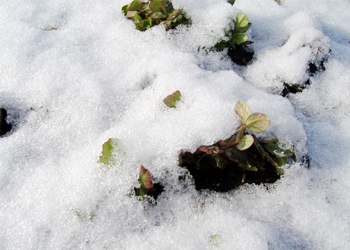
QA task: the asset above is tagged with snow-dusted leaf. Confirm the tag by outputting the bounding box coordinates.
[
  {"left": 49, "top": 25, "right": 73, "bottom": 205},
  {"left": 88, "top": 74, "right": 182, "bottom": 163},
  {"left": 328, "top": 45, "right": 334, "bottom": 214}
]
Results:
[{"left": 264, "top": 141, "right": 294, "bottom": 157}]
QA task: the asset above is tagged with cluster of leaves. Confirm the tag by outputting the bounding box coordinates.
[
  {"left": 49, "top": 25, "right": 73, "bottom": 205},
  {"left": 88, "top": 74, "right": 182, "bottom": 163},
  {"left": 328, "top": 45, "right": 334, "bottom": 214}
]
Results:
[
  {"left": 180, "top": 101, "right": 296, "bottom": 179},
  {"left": 214, "top": 13, "right": 253, "bottom": 51},
  {"left": 122, "top": 0, "right": 191, "bottom": 31}
]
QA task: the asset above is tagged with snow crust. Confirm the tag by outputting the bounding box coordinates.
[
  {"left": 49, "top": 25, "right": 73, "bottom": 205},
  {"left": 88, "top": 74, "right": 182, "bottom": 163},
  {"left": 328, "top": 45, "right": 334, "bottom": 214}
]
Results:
[{"left": 1, "top": 0, "right": 350, "bottom": 249}]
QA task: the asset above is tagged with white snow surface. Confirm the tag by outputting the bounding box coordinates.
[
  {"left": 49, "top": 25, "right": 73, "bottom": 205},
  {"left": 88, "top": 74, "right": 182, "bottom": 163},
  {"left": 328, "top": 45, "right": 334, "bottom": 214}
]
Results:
[{"left": 1, "top": 0, "right": 350, "bottom": 249}]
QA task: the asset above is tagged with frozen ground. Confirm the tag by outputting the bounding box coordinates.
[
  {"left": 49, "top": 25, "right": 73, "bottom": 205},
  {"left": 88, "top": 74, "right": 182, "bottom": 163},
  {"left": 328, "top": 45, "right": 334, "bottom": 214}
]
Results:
[{"left": 1, "top": 0, "right": 350, "bottom": 249}]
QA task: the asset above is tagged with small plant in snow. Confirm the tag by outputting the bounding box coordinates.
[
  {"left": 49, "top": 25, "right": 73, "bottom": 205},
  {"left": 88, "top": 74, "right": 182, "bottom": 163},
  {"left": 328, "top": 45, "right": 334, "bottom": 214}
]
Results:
[
  {"left": 180, "top": 100, "right": 296, "bottom": 187},
  {"left": 163, "top": 90, "right": 181, "bottom": 108},
  {"left": 135, "top": 165, "right": 155, "bottom": 196},
  {"left": 122, "top": 0, "right": 191, "bottom": 31},
  {"left": 214, "top": 13, "right": 253, "bottom": 51}
]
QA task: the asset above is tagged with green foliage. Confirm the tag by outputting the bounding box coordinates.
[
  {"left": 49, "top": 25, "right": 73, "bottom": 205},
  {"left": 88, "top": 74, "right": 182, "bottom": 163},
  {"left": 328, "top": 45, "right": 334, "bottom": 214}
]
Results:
[
  {"left": 180, "top": 101, "right": 296, "bottom": 178},
  {"left": 163, "top": 90, "right": 181, "bottom": 108},
  {"left": 213, "top": 13, "right": 253, "bottom": 51},
  {"left": 122, "top": 0, "right": 191, "bottom": 31},
  {"left": 99, "top": 139, "right": 114, "bottom": 165}
]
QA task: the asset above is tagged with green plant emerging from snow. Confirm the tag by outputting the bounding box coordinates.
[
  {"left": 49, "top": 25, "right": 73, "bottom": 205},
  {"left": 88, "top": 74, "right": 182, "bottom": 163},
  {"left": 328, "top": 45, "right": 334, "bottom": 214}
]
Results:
[
  {"left": 180, "top": 100, "right": 296, "bottom": 177},
  {"left": 122, "top": 0, "right": 191, "bottom": 31},
  {"left": 214, "top": 13, "right": 253, "bottom": 51}
]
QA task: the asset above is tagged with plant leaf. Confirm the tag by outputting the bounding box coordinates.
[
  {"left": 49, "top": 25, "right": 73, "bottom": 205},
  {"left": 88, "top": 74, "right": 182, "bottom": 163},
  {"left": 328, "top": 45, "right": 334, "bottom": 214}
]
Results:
[
  {"left": 213, "top": 155, "right": 226, "bottom": 169},
  {"left": 151, "top": 11, "right": 168, "bottom": 19},
  {"left": 236, "top": 134, "right": 254, "bottom": 151},
  {"left": 128, "top": 0, "right": 141, "bottom": 11},
  {"left": 235, "top": 13, "right": 249, "bottom": 28},
  {"left": 264, "top": 141, "right": 294, "bottom": 157},
  {"left": 246, "top": 113, "right": 270, "bottom": 132},
  {"left": 231, "top": 33, "right": 249, "bottom": 45},
  {"left": 276, "top": 168, "right": 284, "bottom": 175},
  {"left": 163, "top": 90, "right": 181, "bottom": 108},
  {"left": 235, "top": 100, "right": 251, "bottom": 124},
  {"left": 224, "top": 147, "right": 248, "bottom": 163},
  {"left": 139, "top": 165, "right": 154, "bottom": 190},
  {"left": 238, "top": 163, "right": 258, "bottom": 172},
  {"left": 99, "top": 139, "right": 114, "bottom": 165}
]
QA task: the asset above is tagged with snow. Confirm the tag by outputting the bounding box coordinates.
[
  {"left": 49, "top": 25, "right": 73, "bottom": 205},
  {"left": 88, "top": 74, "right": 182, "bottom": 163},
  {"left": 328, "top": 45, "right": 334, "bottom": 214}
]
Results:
[{"left": 1, "top": 0, "right": 350, "bottom": 249}]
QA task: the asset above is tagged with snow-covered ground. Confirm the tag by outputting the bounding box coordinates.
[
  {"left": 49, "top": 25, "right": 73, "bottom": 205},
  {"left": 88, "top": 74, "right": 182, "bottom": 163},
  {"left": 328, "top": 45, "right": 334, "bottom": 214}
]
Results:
[{"left": 1, "top": 0, "right": 350, "bottom": 249}]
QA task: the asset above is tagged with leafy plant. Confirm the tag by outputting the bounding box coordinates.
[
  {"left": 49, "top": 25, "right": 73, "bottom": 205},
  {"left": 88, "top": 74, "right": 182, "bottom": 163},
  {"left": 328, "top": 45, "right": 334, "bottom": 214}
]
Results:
[
  {"left": 122, "top": 0, "right": 191, "bottom": 31},
  {"left": 163, "top": 90, "right": 181, "bottom": 108},
  {"left": 180, "top": 100, "right": 296, "bottom": 186},
  {"left": 214, "top": 13, "right": 253, "bottom": 51}
]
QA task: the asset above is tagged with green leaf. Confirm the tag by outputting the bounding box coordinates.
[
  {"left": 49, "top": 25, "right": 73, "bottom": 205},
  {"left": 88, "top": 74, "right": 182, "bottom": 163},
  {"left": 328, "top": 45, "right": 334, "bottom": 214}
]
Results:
[
  {"left": 238, "top": 163, "right": 258, "bottom": 172},
  {"left": 224, "top": 147, "right": 248, "bottom": 163},
  {"left": 236, "top": 134, "right": 254, "bottom": 151},
  {"left": 273, "top": 156, "right": 288, "bottom": 166},
  {"left": 163, "top": 90, "right": 181, "bottom": 108},
  {"left": 246, "top": 113, "right": 270, "bottom": 132},
  {"left": 235, "top": 100, "right": 251, "bottom": 124},
  {"left": 99, "top": 139, "right": 114, "bottom": 165},
  {"left": 264, "top": 141, "right": 294, "bottom": 157},
  {"left": 122, "top": 5, "right": 128, "bottom": 15},
  {"left": 214, "top": 40, "right": 227, "bottom": 51},
  {"left": 276, "top": 168, "right": 284, "bottom": 175},
  {"left": 235, "top": 13, "right": 249, "bottom": 29},
  {"left": 231, "top": 33, "right": 249, "bottom": 45},
  {"left": 151, "top": 11, "right": 168, "bottom": 19},
  {"left": 143, "top": 17, "right": 153, "bottom": 29},
  {"left": 128, "top": 0, "right": 141, "bottom": 11},
  {"left": 139, "top": 165, "right": 154, "bottom": 190},
  {"left": 149, "top": 0, "right": 165, "bottom": 13},
  {"left": 167, "top": 9, "right": 182, "bottom": 20},
  {"left": 213, "top": 155, "right": 226, "bottom": 169},
  {"left": 133, "top": 12, "right": 143, "bottom": 23},
  {"left": 235, "top": 22, "right": 252, "bottom": 34}
]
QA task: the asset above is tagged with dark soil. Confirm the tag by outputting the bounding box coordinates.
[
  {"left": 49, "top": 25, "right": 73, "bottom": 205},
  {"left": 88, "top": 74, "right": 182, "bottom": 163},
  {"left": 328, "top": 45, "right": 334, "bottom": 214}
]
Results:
[
  {"left": 282, "top": 58, "right": 327, "bottom": 97},
  {"left": 0, "top": 108, "right": 12, "bottom": 136},
  {"left": 134, "top": 183, "right": 164, "bottom": 200},
  {"left": 181, "top": 153, "right": 280, "bottom": 192},
  {"left": 227, "top": 45, "right": 254, "bottom": 66}
]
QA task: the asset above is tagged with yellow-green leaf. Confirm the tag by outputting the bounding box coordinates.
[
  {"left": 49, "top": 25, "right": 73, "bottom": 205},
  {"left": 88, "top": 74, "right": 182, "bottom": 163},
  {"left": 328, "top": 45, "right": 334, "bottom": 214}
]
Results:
[
  {"left": 235, "top": 100, "right": 251, "bottom": 124},
  {"left": 246, "top": 113, "right": 270, "bottom": 132},
  {"left": 99, "top": 139, "right": 114, "bottom": 165},
  {"left": 236, "top": 134, "right": 254, "bottom": 151},
  {"left": 163, "top": 90, "right": 181, "bottom": 108}
]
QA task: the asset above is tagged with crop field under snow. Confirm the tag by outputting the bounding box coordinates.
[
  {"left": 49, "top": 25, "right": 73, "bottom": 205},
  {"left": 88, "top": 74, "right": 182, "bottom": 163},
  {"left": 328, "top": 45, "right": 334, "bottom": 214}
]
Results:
[{"left": 1, "top": 0, "right": 350, "bottom": 249}]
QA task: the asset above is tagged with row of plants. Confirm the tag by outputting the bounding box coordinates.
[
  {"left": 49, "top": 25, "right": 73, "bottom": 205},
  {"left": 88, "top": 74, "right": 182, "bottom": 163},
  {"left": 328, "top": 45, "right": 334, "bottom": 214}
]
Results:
[{"left": 122, "top": 0, "right": 255, "bottom": 65}]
